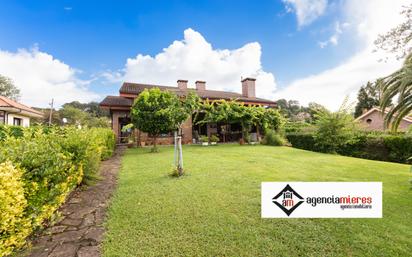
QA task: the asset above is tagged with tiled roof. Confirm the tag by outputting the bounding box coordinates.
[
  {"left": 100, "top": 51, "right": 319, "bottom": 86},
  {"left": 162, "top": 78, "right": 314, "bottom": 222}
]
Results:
[
  {"left": 355, "top": 107, "right": 412, "bottom": 123},
  {"left": 119, "top": 82, "right": 276, "bottom": 104},
  {"left": 0, "top": 96, "right": 43, "bottom": 117},
  {"left": 100, "top": 96, "right": 133, "bottom": 107}
]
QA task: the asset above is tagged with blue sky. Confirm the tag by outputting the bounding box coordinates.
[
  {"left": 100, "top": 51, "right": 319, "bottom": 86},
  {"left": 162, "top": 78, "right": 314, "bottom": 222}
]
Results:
[{"left": 0, "top": 0, "right": 408, "bottom": 108}]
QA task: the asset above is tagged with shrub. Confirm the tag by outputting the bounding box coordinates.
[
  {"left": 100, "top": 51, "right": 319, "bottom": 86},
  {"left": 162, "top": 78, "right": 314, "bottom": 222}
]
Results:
[
  {"left": 200, "top": 135, "right": 209, "bottom": 143},
  {"left": 286, "top": 133, "right": 316, "bottom": 151},
  {"left": 286, "top": 131, "right": 412, "bottom": 164},
  {"left": 0, "top": 125, "right": 115, "bottom": 256},
  {"left": 284, "top": 122, "right": 315, "bottom": 133},
  {"left": 210, "top": 134, "right": 219, "bottom": 143},
  {"left": 0, "top": 162, "right": 31, "bottom": 256},
  {"left": 382, "top": 135, "right": 412, "bottom": 163},
  {"left": 313, "top": 105, "right": 357, "bottom": 153},
  {"left": 0, "top": 131, "right": 82, "bottom": 229},
  {"left": 262, "top": 130, "right": 287, "bottom": 146}
]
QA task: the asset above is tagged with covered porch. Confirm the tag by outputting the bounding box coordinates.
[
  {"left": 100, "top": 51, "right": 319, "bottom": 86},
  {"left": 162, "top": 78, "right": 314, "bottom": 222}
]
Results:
[{"left": 191, "top": 113, "right": 260, "bottom": 143}]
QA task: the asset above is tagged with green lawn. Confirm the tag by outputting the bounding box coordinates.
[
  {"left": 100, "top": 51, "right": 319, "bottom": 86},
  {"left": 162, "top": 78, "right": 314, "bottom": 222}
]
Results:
[{"left": 103, "top": 145, "right": 411, "bottom": 257}]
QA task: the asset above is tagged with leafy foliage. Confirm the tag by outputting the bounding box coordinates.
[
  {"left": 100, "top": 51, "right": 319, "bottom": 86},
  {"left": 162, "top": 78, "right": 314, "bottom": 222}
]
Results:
[
  {"left": 375, "top": 3, "right": 412, "bottom": 59},
  {"left": 32, "top": 102, "right": 110, "bottom": 128},
  {"left": 313, "top": 99, "right": 358, "bottom": 153},
  {"left": 354, "top": 81, "right": 382, "bottom": 118},
  {"left": 275, "top": 99, "right": 325, "bottom": 123},
  {"left": 210, "top": 134, "right": 219, "bottom": 143},
  {"left": 131, "top": 88, "right": 199, "bottom": 151},
  {"left": 287, "top": 131, "right": 412, "bottom": 164},
  {"left": 62, "top": 101, "right": 110, "bottom": 118},
  {"left": 0, "top": 162, "right": 31, "bottom": 256},
  {"left": 0, "top": 74, "right": 20, "bottom": 101},
  {"left": 261, "top": 130, "right": 287, "bottom": 146},
  {"left": 380, "top": 53, "right": 412, "bottom": 131},
  {"left": 0, "top": 126, "right": 115, "bottom": 256},
  {"left": 284, "top": 122, "right": 315, "bottom": 133},
  {"left": 197, "top": 99, "right": 284, "bottom": 143}
]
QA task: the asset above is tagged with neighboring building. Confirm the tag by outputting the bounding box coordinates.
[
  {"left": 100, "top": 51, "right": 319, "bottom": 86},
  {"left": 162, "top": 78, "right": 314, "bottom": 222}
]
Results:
[
  {"left": 0, "top": 96, "right": 43, "bottom": 127},
  {"left": 355, "top": 107, "right": 412, "bottom": 131},
  {"left": 100, "top": 78, "right": 276, "bottom": 144}
]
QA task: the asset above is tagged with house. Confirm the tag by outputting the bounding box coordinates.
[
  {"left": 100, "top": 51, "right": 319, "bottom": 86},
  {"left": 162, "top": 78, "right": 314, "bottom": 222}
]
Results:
[
  {"left": 0, "top": 96, "right": 43, "bottom": 127},
  {"left": 100, "top": 78, "right": 276, "bottom": 144},
  {"left": 355, "top": 107, "right": 412, "bottom": 131}
]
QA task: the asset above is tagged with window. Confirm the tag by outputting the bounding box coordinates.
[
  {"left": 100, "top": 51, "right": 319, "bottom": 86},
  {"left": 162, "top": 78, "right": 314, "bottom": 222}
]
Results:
[
  {"left": 366, "top": 118, "right": 372, "bottom": 124},
  {"left": 0, "top": 111, "right": 4, "bottom": 124},
  {"left": 13, "top": 117, "right": 22, "bottom": 126}
]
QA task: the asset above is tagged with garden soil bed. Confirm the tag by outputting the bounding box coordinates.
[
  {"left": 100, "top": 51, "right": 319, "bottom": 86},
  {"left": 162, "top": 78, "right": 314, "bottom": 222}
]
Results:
[{"left": 23, "top": 146, "right": 125, "bottom": 257}]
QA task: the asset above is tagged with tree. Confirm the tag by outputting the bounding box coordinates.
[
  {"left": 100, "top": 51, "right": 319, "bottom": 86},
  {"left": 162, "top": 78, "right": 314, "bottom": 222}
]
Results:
[
  {"left": 375, "top": 3, "right": 412, "bottom": 60},
  {"left": 59, "top": 105, "right": 88, "bottom": 126},
  {"left": 62, "top": 101, "right": 109, "bottom": 117},
  {"left": 275, "top": 99, "right": 301, "bottom": 118},
  {"left": 354, "top": 81, "right": 382, "bottom": 118},
  {"left": 0, "top": 75, "right": 20, "bottom": 101},
  {"left": 380, "top": 53, "right": 412, "bottom": 131},
  {"left": 131, "top": 88, "right": 198, "bottom": 156},
  {"left": 261, "top": 108, "right": 284, "bottom": 132},
  {"left": 314, "top": 98, "right": 358, "bottom": 153},
  {"left": 57, "top": 105, "right": 110, "bottom": 128},
  {"left": 306, "top": 102, "right": 327, "bottom": 123}
]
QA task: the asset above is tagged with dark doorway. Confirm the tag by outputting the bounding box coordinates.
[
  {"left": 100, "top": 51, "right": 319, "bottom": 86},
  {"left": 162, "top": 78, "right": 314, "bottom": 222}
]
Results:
[{"left": 119, "top": 117, "right": 131, "bottom": 144}]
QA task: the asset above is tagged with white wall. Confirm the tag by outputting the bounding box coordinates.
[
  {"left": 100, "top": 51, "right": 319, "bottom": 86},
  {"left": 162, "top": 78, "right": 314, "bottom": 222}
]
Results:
[{"left": 6, "top": 113, "right": 30, "bottom": 127}]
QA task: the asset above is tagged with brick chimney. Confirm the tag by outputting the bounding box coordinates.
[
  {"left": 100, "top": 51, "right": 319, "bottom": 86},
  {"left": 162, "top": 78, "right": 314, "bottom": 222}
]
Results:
[
  {"left": 177, "top": 79, "right": 188, "bottom": 90},
  {"left": 195, "top": 81, "right": 206, "bottom": 91},
  {"left": 241, "top": 77, "right": 256, "bottom": 98}
]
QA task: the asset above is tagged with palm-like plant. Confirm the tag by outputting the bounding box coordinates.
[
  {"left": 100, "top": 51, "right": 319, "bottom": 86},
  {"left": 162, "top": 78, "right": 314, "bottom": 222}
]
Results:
[{"left": 380, "top": 53, "right": 412, "bottom": 131}]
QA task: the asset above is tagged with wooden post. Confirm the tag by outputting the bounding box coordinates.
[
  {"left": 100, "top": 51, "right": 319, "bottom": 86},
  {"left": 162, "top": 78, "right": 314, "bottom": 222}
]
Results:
[{"left": 48, "top": 98, "right": 54, "bottom": 126}]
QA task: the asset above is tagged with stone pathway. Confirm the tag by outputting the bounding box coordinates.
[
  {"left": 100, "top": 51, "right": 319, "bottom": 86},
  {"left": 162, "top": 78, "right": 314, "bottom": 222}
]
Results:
[{"left": 24, "top": 147, "right": 125, "bottom": 257}]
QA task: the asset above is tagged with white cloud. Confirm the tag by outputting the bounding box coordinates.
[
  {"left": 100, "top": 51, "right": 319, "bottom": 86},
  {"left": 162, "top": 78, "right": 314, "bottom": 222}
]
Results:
[
  {"left": 283, "top": 0, "right": 328, "bottom": 27},
  {"left": 318, "top": 21, "right": 349, "bottom": 48},
  {"left": 109, "top": 28, "right": 277, "bottom": 98},
  {"left": 0, "top": 47, "right": 99, "bottom": 107},
  {"left": 275, "top": 0, "right": 409, "bottom": 110}
]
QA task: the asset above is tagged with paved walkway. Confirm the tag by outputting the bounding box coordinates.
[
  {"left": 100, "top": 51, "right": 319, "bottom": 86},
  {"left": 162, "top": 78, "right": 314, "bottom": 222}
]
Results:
[{"left": 25, "top": 147, "right": 125, "bottom": 257}]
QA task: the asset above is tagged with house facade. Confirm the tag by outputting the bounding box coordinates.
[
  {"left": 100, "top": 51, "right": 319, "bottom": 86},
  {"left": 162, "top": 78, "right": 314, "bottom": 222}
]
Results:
[
  {"left": 100, "top": 78, "right": 276, "bottom": 145},
  {"left": 355, "top": 107, "right": 412, "bottom": 131},
  {"left": 0, "top": 96, "right": 43, "bottom": 127}
]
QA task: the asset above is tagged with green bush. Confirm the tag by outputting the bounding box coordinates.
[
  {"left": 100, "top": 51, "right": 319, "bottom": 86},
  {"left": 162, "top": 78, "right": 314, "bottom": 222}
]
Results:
[
  {"left": 262, "top": 130, "right": 287, "bottom": 146},
  {"left": 0, "top": 162, "right": 31, "bottom": 256},
  {"left": 200, "top": 135, "right": 209, "bottom": 143},
  {"left": 284, "top": 122, "right": 315, "bottom": 133},
  {"left": 313, "top": 106, "right": 357, "bottom": 153},
  {"left": 286, "top": 132, "right": 412, "bottom": 164},
  {"left": 286, "top": 133, "right": 316, "bottom": 151},
  {"left": 210, "top": 134, "right": 219, "bottom": 143},
  {"left": 0, "top": 125, "right": 115, "bottom": 256}
]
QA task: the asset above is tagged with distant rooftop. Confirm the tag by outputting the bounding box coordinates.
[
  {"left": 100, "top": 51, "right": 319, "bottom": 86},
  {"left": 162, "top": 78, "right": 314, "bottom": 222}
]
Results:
[
  {"left": 101, "top": 81, "right": 276, "bottom": 109},
  {"left": 0, "top": 96, "right": 43, "bottom": 117}
]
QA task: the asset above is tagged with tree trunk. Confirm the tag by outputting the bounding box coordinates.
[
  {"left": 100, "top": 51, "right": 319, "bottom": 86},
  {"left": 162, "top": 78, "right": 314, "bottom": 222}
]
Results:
[
  {"left": 177, "top": 133, "right": 183, "bottom": 176},
  {"left": 152, "top": 134, "right": 158, "bottom": 152},
  {"left": 174, "top": 131, "right": 178, "bottom": 166},
  {"left": 256, "top": 125, "right": 260, "bottom": 142}
]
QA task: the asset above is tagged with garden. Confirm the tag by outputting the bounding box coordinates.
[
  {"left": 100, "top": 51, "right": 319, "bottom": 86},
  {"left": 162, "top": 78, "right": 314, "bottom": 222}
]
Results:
[
  {"left": 103, "top": 145, "right": 411, "bottom": 257},
  {"left": 101, "top": 85, "right": 412, "bottom": 256}
]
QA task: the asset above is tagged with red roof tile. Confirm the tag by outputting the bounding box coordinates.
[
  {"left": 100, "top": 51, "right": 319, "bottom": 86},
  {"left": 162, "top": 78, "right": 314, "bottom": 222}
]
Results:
[
  {"left": 0, "top": 96, "right": 43, "bottom": 117},
  {"left": 119, "top": 82, "right": 276, "bottom": 105}
]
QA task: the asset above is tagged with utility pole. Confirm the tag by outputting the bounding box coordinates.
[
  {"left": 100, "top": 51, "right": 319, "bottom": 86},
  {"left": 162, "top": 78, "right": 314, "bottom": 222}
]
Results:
[{"left": 48, "top": 98, "right": 54, "bottom": 126}]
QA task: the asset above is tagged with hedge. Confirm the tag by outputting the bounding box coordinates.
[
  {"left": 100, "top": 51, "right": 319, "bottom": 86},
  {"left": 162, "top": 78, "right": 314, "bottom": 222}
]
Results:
[
  {"left": 286, "top": 132, "right": 412, "bottom": 164},
  {"left": 0, "top": 126, "right": 115, "bottom": 256}
]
